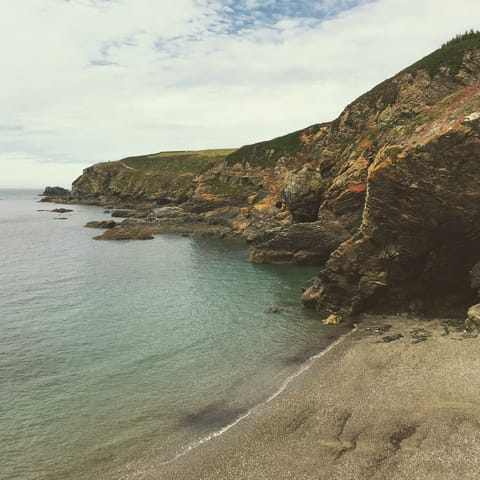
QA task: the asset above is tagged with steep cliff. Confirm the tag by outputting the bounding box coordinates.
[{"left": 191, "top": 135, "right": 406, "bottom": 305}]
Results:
[
  {"left": 72, "top": 149, "right": 236, "bottom": 205},
  {"left": 301, "top": 32, "right": 480, "bottom": 316},
  {"left": 72, "top": 31, "right": 480, "bottom": 316}
]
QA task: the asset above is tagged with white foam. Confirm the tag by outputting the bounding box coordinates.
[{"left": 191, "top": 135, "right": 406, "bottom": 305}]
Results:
[{"left": 159, "top": 323, "right": 358, "bottom": 466}]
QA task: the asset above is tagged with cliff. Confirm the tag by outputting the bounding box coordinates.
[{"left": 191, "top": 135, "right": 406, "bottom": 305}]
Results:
[{"left": 72, "top": 31, "right": 480, "bottom": 317}]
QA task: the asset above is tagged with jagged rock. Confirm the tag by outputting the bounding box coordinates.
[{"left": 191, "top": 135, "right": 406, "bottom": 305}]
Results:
[
  {"left": 301, "top": 277, "right": 324, "bottom": 308},
  {"left": 248, "top": 212, "right": 349, "bottom": 264},
  {"left": 306, "top": 114, "right": 480, "bottom": 316},
  {"left": 84, "top": 220, "right": 117, "bottom": 229},
  {"left": 283, "top": 164, "right": 323, "bottom": 222}
]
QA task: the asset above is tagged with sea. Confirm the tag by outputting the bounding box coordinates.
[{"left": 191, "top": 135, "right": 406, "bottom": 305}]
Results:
[{"left": 0, "top": 189, "right": 350, "bottom": 480}]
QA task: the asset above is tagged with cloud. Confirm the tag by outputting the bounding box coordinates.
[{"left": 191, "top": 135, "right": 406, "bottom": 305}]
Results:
[{"left": 0, "top": 0, "right": 479, "bottom": 187}]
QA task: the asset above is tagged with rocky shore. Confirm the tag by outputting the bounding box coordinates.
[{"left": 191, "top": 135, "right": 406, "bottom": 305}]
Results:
[
  {"left": 44, "top": 34, "right": 480, "bottom": 322},
  {"left": 143, "top": 315, "right": 480, "bottom": 480}
]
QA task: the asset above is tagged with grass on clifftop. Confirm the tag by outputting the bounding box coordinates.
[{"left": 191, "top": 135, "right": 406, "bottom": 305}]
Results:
[
  {"left": 121, "top": 149, "right": 236, "bottom": 175},
  {"left": 407, "top": 30, "right": 480, "bottom": 77},
  {"left": 225, "top": 125, "right": 322, "bottom": 168}
]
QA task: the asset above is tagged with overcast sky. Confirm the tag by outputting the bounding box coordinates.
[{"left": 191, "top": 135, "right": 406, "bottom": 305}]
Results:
[{"left": 1, "top": 0, "right": 479, "bottom": 188}]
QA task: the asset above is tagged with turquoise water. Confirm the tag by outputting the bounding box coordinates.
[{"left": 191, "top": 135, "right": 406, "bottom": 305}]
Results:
[{"left": 0, "top": 189, "right": 349, "bottom": 480}]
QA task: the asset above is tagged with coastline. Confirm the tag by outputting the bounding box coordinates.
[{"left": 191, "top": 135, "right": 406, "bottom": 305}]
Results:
[{"left": 127, "top": 315, "right": 480, "bottom": 480}]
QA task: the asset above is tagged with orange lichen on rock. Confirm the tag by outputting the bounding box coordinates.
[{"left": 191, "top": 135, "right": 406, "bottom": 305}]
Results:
[
  {"left": 369, "top": 157, "right": 394, "bottom": 181},
  {"left": 347, "top": 183, "right": 367, "bottom": 193}
]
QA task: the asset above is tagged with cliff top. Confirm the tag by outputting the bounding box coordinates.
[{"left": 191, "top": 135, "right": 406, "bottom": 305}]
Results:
[
  {"left": 406, "top": 30, "right": 480, "bottom": 77},
  {"left": 100, "top": 148, "right": 236, "bottom": 174}
]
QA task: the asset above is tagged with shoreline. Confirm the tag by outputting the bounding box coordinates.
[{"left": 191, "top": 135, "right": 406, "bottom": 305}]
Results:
[
  {"left": 128, "top": 314, "right": 480, "bottom": 480},
  {"left": 156, "top": 323, "right": 359, "bottom": 468}
]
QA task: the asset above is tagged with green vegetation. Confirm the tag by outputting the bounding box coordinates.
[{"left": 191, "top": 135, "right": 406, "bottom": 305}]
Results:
[
  {"left": 208, "top": 179, "right": 252, "bottom": 198},
  {"left": 225, "top": 125, "right": 322, "bottom": 168},
  {"left": 122, "top": 149, "right": 235, "bottom": 175},
  {"left": 77, "top": 149, "right": 237, "bottom": 200},
  {"left": 406, "top": 30, "right": 480, "bottom": 77}
]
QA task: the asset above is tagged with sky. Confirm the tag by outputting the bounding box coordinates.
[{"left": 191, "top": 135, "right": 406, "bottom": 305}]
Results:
[{"left": 1, "top": 0, "right": 479, "bottom": 188}]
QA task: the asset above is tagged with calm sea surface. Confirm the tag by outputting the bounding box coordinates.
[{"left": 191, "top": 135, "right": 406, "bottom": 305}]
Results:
[{"left": 0, "top": 189, "right": 349, "bottom": 479}]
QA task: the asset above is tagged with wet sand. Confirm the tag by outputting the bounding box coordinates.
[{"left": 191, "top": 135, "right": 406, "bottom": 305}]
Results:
[{"left": 137, "top": 315, "right": 480, "bottom": 480}]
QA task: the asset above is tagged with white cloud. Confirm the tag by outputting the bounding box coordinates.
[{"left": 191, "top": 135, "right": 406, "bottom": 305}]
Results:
[{"left": 0, "top": 0, "right": 479, "bottom": 188}]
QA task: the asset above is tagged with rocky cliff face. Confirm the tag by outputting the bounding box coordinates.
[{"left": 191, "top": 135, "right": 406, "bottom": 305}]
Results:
[
  {"left": 72, "top": 33, "right": 480, "bottom": 317},
  {"left": 301, "top": 42, "right": 480, "bottom": 317}
]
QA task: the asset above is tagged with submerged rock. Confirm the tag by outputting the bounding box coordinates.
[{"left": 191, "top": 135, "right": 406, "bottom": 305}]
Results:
[
  {"left": 265, "top": 307, "right": 283, "bottom": 314},
  {"left": 52, "top": 208, "right": 73, "bottom": 213},
  {"left": 94, "top": 226, "right": 154, "bottom": 240},
  {"left": 382, "top": 333, "right": 404, "bottom": 343}
]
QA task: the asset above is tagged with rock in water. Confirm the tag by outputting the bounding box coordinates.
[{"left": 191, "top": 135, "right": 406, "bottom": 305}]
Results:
[
  {"left": 41, "top": 186, "right": 70, "bottom": 197},
  {"left": 84, "top": 221, "right": 117, "bottom": 229},
  {"left": 51, "top": 208, "right": 73, "bottom": 213},
  {"left": 94, "top": 226, "right": 154, "bottom": 240},
  {"left": 323, "top": 314, "right": 343, "bottom": 325},
  {"left": 265, "top": 307, "right": 283, "bottom": 314}
]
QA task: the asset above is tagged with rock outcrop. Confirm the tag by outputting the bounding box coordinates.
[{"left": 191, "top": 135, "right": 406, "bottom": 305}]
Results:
[
  {"left": 85, "top": 220, "right": 118, "bottom": 229},
  {"left": 40, "top": 186, "right": 72, "bottom": 202},
  {"left": 41, "top": 186, "right": 71, "bottom": 197},
  {"left": 301, "top": 39, "right": 480, "bottom": 316},
  {"left": 71, "top": 32, "right": 480, "bottom": 317}
]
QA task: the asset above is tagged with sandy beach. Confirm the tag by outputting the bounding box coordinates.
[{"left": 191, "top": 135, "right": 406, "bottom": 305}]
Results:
[{"left": 142, "top": 315, "right": 480, "bottom": 480}]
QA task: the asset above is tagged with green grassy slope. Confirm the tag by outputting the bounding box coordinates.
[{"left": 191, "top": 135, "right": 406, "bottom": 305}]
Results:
[{"left": 406, "top": 30, "right": 480, "bottom": 77}]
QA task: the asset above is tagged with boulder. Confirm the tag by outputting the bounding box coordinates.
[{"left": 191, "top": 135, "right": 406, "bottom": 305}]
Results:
[
  {"left": 84, "top": 220, "right": 117, "bottom": 229},
  {"left": 466, "top": 304, "right": 480, "bottom": 332},
  {"left": 323, "top": 314, "right": 343, "bottom": 325}
]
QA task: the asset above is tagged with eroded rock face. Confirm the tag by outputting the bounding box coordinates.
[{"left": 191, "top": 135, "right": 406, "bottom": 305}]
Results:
[
  {"left": 304, "top": 113, "right": 480, "bottom": 316},
  {"left": 283, "top": 164, "right": 323, "bottom": 222},
  {"left": 248, "top": 212, "right": 349, "bottom": 265}
]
